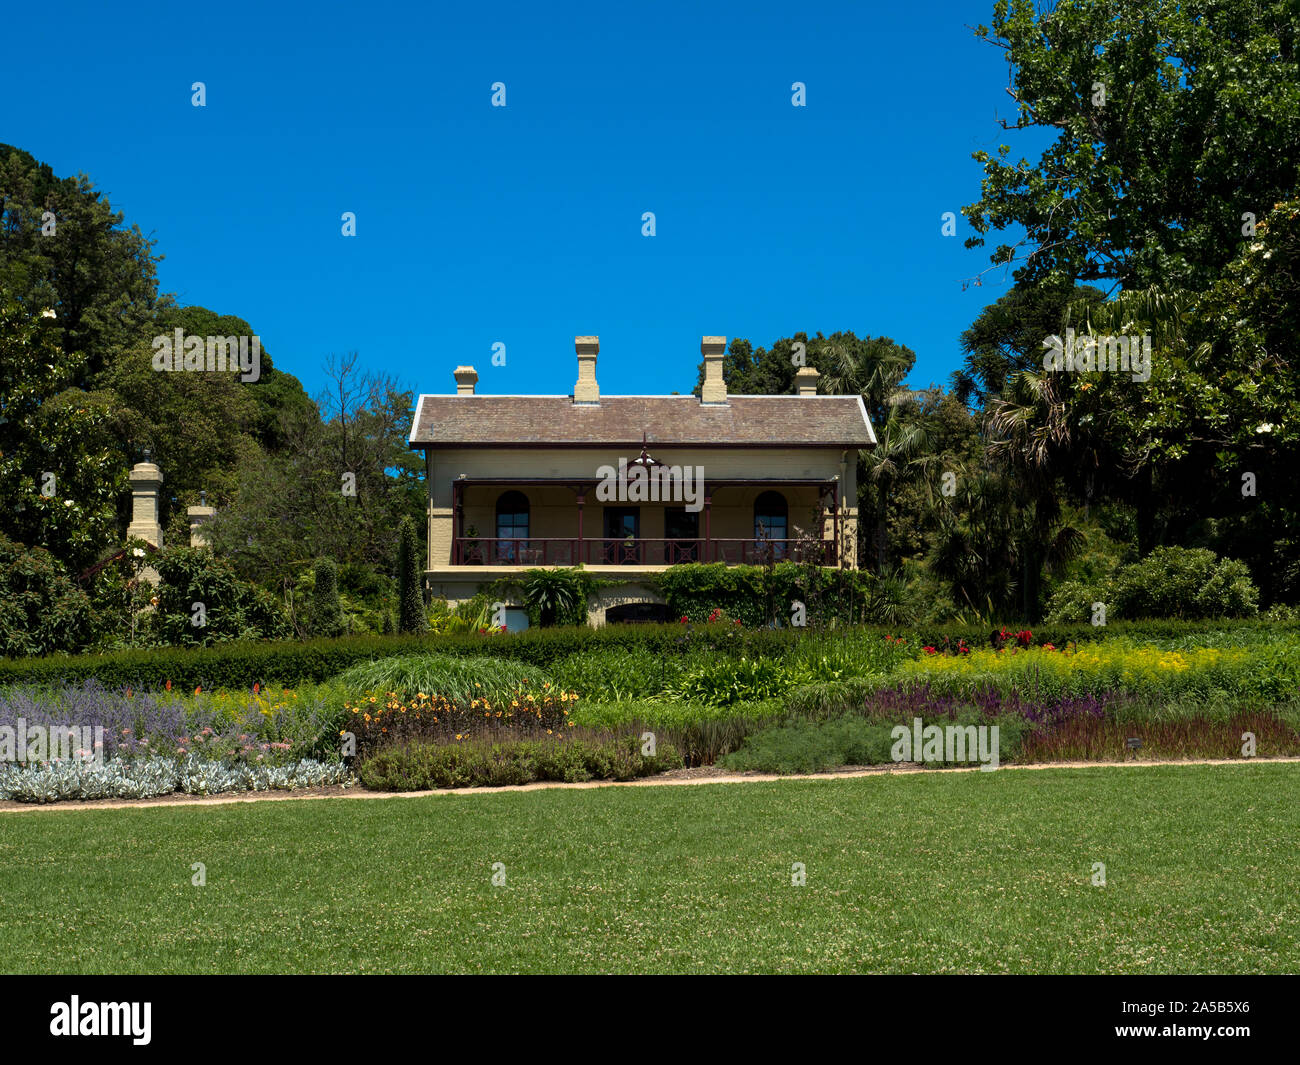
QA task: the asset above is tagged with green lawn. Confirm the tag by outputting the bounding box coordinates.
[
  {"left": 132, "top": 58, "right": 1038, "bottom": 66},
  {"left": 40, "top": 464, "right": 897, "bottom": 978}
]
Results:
[{"left": 1, "top": 763, "right": 1296, "bottom": 973}]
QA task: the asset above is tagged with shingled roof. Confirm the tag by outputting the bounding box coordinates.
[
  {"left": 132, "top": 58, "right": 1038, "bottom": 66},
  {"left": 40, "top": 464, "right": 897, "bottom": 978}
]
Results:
[{"left": 409, "top": 394, "right": 877, "bottom": 449}]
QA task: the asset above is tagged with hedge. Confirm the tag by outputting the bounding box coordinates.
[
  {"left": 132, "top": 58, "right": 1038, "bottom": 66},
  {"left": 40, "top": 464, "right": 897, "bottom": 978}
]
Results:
[{"left": 1, "top": 618, "right": 1294, "bottom": 690}]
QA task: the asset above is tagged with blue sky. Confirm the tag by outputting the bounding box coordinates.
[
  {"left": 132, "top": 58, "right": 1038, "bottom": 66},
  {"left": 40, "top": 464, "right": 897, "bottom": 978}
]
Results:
[{"left": 4, "top": 0, "right": 1047, "bottom": 401}]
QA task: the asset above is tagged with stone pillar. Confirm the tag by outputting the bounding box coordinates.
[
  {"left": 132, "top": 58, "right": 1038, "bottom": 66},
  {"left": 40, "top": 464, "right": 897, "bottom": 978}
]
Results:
[
  {"left": 188, "top": 504, "right": 216, "bottom": 548},
  {"left": 126, "top": 461, "right": 164, "bottom": 548},
  {"left": 126, "top": 459, "right": 164, "bottom": 587}
]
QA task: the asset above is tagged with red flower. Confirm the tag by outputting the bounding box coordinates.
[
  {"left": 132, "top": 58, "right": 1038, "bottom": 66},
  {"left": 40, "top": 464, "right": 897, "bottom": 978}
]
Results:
[{"left": 923, "top": 646, "right": 937, "bottom": 655}]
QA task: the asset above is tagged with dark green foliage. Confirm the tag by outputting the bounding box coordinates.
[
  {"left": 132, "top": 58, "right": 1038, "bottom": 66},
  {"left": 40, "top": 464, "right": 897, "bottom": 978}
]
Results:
[
  {"left": 1047, "top": 547, "right": 1261, "bottom": 622},
  {"left": 0, "top": 143, "right": 165, "bottom": 376},
  {"left": 953, "top": 282, "right": 1107, "bottom": 407},
  {"left": 655, "top": 562, "right": 881, "bottom": 627},
  {"left": 962, "top": 1, "right": 1300, "bottom": 292},
  {"left": 521, "top": 567, "right": 591, "bottom": 627},
  {"left": 0, "top": 533, "right": 92, "bottom": 656},
  {"left": 310, "top": 558, "right": 344, "bottom": 637},
  {"left": 396, "top": 517, "right": 425, "bottom": 634},
  {"left": 152, "top": 547, "right": 289, "bottom": 647}
]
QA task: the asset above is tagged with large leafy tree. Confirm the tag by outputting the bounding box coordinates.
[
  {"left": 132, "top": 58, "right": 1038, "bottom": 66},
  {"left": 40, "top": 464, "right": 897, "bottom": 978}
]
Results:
[
  {"left": 0, "top": 143, "right": 166, "bottom": 377},
  {"left": 953, "top": 281, "right": 1106, "bottom": 406},
  {"left": 0, "top": 300, "right": 129, "bottom": 569},
  {"left": 102, "top": 305, "right": 315, "bottom": 529},
  {"left": 963, "top": 0, "right": 1300, "bottom": 291},
  {"left": 208, "top": 353, "right": 424, "bottom": 585}
]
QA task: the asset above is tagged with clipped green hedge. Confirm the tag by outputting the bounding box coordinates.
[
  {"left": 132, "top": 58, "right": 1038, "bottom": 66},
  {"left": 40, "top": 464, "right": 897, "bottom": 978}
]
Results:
[{"left": 0, "top": 626, "right": 791, "bottom": 689}]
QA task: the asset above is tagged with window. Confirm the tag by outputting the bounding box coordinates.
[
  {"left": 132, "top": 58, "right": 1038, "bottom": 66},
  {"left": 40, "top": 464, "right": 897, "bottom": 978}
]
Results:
[
  {"left": 754, "top": 491, "right": 788, "bottom": 560},
  {"left": 495, "top": 490, "right": 530, "bottom": 562}
]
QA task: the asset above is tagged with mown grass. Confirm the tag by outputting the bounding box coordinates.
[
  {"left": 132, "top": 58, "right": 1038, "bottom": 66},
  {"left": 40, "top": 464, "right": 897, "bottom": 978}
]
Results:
[{"left": 0, "top": 762, "right": 1296, "bottom": 973}]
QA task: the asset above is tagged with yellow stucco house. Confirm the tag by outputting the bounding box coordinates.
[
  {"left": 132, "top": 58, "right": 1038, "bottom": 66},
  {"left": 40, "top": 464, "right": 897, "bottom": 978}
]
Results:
[{"left": 408, "top": 336, "right": 876, "bottom": 625}]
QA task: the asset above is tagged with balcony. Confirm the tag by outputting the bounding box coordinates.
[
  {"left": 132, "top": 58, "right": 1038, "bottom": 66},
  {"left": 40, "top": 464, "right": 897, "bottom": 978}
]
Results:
[{"left": 452, "top": 537, "right": 837, "bottom": 567}]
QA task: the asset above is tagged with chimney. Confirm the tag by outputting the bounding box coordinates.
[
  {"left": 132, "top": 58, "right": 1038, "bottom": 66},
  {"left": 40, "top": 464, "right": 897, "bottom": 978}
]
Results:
[
  {"left": 795, "top": 366, "right": 820, "bottom": 396},
  {"left": 574, "top": 336, "right": 599, "bottom": 404},
  {"left": 700, "top": 337, "right": 728, "bottom": 404},
  {"left": 453, "top": 366, "right": 478, "bottom": 395}
]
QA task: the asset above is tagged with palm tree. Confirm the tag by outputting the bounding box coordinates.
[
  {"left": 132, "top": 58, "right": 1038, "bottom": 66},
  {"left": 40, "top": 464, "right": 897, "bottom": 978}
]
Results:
[{"left": 521, "top": 568, "right": 583, "bottom": 627}]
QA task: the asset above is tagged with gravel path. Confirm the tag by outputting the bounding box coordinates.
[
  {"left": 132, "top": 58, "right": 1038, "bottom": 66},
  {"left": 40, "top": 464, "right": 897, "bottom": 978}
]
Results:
[{"left": 2, "top": 755, "right": 1297, "bottom": 814}]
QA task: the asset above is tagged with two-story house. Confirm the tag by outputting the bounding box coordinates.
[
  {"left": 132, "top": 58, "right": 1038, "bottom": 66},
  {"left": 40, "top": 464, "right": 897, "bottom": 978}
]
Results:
[{"left": 408, "top": 336, "right": 876, "bottom": 625}]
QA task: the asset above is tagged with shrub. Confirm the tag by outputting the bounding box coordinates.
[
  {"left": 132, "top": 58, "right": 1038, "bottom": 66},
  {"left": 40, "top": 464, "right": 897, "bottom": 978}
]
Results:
[
  {"left": 720, "top": 717, "right": 900, "bottom": 774},
  {"left": 152, "top": 547, "right": 289, "bottom": 646},
  {"left": 570, "top": 697, "right": 786, "bottom": 765},
  {"left": 1047, "top": 547, "right": 1260, "bottom": 622},
  {"left": 311, "top": 558, "right": 345, "bottom": 637},
  {"left": 721, "top": 711, "right": 1026, "bottom": 774},
  {"left": 396, "top": 517, "right": 425, "bottom": 634},
  {"left": 356, "top": 733, "right": 683, "bottom": 790},
  {"left": 0, "top": 533, "right": 93, "bottom": 657},
  {"left": 0, "top": 754, "right": 352, "bottom": 803},
  {"left": 1042, "top": 579, "right": 1104, "bottom": 624},
  {"left": 1112, "top": 547, "right": 1258, "bottom": 620}
]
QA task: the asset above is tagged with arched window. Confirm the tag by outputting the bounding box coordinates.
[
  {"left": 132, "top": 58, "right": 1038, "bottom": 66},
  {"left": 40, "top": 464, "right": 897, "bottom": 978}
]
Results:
[
  {"left": 754, "top": 491, "right": 788, "bottom": 558},
  {"left": 496, "top": 491, "right": 530, "bottom": 562}
]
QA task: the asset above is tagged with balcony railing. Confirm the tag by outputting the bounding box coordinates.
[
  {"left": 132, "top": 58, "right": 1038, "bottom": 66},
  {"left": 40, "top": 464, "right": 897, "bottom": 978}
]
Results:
[{"left": 452, "top": 537, "right": 837, "bottom": 566}]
